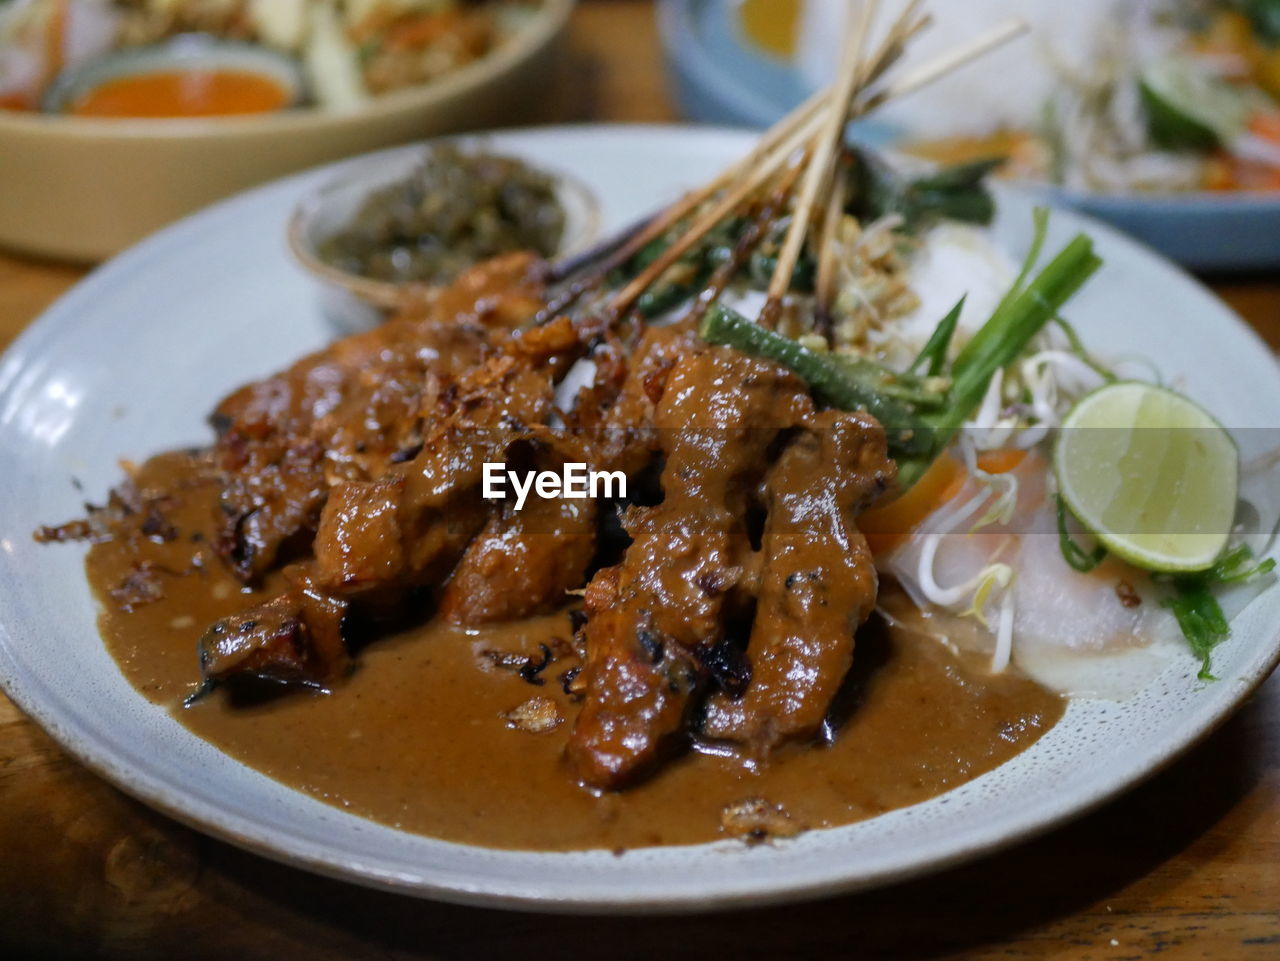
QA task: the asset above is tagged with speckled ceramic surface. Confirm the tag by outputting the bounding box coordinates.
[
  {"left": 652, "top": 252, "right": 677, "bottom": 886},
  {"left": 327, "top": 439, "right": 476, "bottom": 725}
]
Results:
[{"left": 1, "top": 127, "right": 1278, "bottom": 913}]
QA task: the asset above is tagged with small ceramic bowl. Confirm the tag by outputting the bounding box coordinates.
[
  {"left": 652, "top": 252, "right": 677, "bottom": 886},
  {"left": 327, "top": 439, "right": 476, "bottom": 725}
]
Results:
[
  {"left": 288, "top": 144, "right": 601, "bottom": 333},
  {"left": 40, "top": 34, "right": 307, "bottom": 115}
]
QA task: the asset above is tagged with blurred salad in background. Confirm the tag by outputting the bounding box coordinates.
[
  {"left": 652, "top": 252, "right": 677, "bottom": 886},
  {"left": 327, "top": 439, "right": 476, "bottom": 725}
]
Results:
[{"left": 909, "top": 0, "right": 1280, "bottom": 193}]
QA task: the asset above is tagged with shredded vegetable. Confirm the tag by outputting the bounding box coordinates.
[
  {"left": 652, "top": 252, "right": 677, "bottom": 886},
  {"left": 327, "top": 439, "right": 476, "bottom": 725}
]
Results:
[
  {"left": 1055, "top": 493, "right": 1108, "bottom": 573},
  {"left": 1163, "top": 545, "right": 1277, "bottom": 680},
  {"left": 700, "top": 219, "right": 1103, "bottom": 490}
]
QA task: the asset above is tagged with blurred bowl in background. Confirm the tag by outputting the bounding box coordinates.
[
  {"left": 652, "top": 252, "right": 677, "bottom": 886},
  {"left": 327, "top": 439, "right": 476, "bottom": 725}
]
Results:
[
  {"left": 0, "top": 0, "right": 573, "bottom": 263},
  {"left": 658, "top": 0, "right": 1280, "bottom": 272},
  {"left": 656, "top": 0, "right": 894, "bottom": 136},
  {"left": 1029, "top": 186, "right": 1280, "bottom": 273},
  {"left": 288, "top": 140, "right": 600, "bottom": 334},
  {"left": 658, "top": 0, "right": 805, "bottom": 128}
]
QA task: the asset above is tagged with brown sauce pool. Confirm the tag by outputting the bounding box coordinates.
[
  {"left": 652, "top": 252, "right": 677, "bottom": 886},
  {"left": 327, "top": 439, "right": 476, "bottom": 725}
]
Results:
[{"left": 87, "top": 452, "right": 1063, "bottom": 851}]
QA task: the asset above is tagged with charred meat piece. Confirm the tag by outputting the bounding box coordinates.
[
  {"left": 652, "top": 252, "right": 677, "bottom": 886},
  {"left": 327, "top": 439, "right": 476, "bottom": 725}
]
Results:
[
  {"left": 211, "top": 253, "right": 545, "bottom": 582},
  {"left": 109, "top": 562, "right": 167, "bottom": 612},
  {"left": 195, "top": 317, "right": 582, "bottom": 690},
  {"left": 312, "top": 323, "right": 578, "bottom": 598},
  {"left": 36, "top": 452, "right": 216, "bottom": 545},
  {"left": 438, "top": 321, "right": 700, "bottom": 627},
  {"left": 212, "top": 312, "right": 476, "bottom": 582},
  {"left": 573, "top": 321, "right": 702, "bottom": 478},
  {"left": 197, "top": 584, "right": 347, "bottom": 691},
  {"left": 702, "top": 410, "right": 894, "bottom": 753},
  {"left": 438, "top": 494, "right": 598, "bottom": 625},
  {"left": 502, "top": 696, "right": 564, "bottom": 733},
  {"left": 565, "top": 347, "right": 811, "bottom": 790}
]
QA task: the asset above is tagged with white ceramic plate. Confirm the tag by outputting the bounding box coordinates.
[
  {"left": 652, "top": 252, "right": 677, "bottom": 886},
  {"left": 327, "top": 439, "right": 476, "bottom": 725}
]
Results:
[{"left": 1, "top": 126, "right": 1278, "bottom": 914}]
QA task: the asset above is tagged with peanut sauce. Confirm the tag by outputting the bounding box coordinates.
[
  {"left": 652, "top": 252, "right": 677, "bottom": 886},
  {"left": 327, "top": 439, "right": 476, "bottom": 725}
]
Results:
[{"left": 86, "top": 451, "right": 1063, "bottom": 851}]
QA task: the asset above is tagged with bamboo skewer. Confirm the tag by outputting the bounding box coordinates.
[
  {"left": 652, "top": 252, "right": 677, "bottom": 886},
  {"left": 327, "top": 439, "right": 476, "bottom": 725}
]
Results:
[
  {"left": 534, "top": 90, "right": 833, "bottom": 323},
  {"left": 601, "top": 88, "right": 830, "bottom": 274},
  {"left": 761, "top": 0, "right": 880, "bottom": 323},
  {"left": 613, "top": 0, "right": 927, "bottom": 322},
  {"left": 542, "top": 212, "right": 654, "bottom": 285},
  {"left": 813, "top": 159, "right": 849, "bottom": 337},
  {"left": 542, "top": 3, "right": 1031, "bottom": 334},
  {"left": 758, "top": 9, "right": 1025, "bottom": 330},
  {"left": 607, "top": 110, "right": 826, "bottom": 317},
  {"left": 589, "top": 2, "right": 938, "bottom": 294},
  {"left": 607, "top": 0, "right": 963, "bottom": 280},
  {"left": 861, "top": 17, "right": 1029, "bottom": 111},
  {"left": 680, "top": 157, "right": 810, "bottom": 330},
  {"left": 760, "top": 0, "right": 931, "bottom": 327}
]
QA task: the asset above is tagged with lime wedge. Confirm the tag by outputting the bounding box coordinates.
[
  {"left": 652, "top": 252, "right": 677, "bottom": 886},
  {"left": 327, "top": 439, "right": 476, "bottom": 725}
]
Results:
[
  {"left": 1055, "top": 382, "right": 1238, "bottom": 573},
  {"left": 1139, "top": 56, "right": 1250, "bottom": 151}
]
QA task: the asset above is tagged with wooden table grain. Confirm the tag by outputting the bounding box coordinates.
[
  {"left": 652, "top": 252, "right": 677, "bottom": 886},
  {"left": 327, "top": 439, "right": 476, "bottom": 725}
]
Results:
[{"left": 2, "top": 3, "right": 1278, "bottom": 958}]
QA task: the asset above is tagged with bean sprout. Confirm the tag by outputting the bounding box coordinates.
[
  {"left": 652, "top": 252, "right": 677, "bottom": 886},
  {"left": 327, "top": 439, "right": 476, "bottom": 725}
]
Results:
[{"left": 913, "top": 459, "right": 1020, "bottom": 673}]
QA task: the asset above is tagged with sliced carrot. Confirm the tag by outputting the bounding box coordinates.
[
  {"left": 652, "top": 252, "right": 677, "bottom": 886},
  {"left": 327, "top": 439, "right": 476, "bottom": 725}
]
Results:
[
  {"left": 1248, "top": 111, "right": 1280, "bottom": 144},
  {"left": 976, "top": 447, "right": 1026, "bottom": 475},
  {"left": 860, "top": 452, "right": 966, "bottom": 556},
  {"left": 1216, "top": 153, "right": 1280, "bottom": 191},
  {"left": 903, "top": 129, "right": 1025, "bottom": 167}
]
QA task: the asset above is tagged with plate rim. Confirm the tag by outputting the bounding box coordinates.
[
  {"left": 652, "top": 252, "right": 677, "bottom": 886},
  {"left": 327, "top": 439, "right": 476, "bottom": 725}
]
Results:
[{"left": 1, "top": 123, "right": 1279, "bottom": 914}]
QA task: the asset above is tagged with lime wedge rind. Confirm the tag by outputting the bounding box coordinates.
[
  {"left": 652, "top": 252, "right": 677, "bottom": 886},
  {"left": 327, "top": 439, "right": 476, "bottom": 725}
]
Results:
[{"left": 1055, "top": 382, "right": 1238, "bottom": 574}]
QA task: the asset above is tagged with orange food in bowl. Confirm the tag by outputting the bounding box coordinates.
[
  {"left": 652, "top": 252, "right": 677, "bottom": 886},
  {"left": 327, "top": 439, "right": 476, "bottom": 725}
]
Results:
[
  {"left": 739, "top": 0, "right": 802, "bottom": 58},
  {"left": 68, "top": 69, "right": 291, "bottom": 119}
]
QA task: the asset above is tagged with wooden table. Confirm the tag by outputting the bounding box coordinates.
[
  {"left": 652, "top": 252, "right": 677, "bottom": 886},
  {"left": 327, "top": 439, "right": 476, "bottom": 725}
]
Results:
[{"left": 2, "top": 3, "right": 1278, "bottom": 958}]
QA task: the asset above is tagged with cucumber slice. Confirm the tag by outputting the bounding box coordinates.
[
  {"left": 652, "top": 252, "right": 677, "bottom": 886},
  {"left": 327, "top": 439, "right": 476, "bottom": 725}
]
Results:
[{"left": 1139, "top": 56, "right": 1250, "bottom": 151}]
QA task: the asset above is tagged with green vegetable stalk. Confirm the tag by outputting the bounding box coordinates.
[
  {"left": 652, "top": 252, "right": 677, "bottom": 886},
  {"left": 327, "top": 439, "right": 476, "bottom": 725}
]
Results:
[
  {"left": 700, "top": 220, "right": 1103, "bottom": 490},
  {"left": 852, "top": 153, "right": 1002, "bottom": 230},
  {"left": 1164, "top": 545, "right": 1277, "bottom": 680},
  {"left": 909, "top": 296, "right": 964, "bottom": 377},
  {"left": 695, "top": 308, "right": 930, "bottom": 454},
  {"left": 1054, "top": 494, "right": 1107, "bottom": 573}
]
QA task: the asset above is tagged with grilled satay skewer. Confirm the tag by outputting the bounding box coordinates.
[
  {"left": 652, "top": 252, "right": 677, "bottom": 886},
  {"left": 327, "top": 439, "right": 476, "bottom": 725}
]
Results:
[
  {"left": 196, "top": 318, "right": 581, "bottom": 691},
  {"left": 211, "top": 253, "right": 547, "bottom": 583},
  {"left": 701, "top": 411, "right": 894, "bottom": 752},
  {"left": 564, "top": 348, "right": 814, "bottom": 789}
]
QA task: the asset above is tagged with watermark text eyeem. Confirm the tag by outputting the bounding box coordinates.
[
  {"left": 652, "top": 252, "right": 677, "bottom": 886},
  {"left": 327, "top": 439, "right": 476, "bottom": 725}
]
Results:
[{"left": 482, "top": 463, "right": 626, "bottom": 511}]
